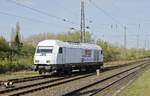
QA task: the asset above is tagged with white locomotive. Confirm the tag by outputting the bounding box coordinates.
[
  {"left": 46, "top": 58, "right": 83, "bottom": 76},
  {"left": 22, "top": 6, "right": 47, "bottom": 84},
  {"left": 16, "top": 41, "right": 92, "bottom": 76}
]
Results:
[{"left": 33, "top": 40, "right": 103, "bottom": 74}]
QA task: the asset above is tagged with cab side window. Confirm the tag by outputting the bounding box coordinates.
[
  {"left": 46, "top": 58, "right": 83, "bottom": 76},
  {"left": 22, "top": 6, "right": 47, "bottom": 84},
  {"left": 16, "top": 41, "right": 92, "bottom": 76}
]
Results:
[
  {"left": 101, "top": 50, "right": 103, "bottom": 54},
  {"left": 59, "top": 47, "right": 63, "bottom": 54}
]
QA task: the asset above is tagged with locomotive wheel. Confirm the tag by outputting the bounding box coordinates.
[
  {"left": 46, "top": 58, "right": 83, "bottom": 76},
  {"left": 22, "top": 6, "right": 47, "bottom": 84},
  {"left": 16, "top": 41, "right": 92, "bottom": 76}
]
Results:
[
  {"left": 86, "top": 66, "right": 93, "bottom": 72},
  {"left": 39, "top": 70, "right": 42, "bottom": 74},
  {"left": 64, "top": 68, "right": 72, "bottom": 75},
  {"left": 39, "top": 69, "right": 46, "bottom": 75},
  {"left": 56, "top": 69, "right": 64, "bottom": 75}
]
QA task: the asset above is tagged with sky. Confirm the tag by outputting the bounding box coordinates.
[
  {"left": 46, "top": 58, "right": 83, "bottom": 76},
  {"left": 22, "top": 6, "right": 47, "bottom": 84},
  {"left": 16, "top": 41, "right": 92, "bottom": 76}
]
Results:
[{"left": 0, "top": 0, "right": 150, "bottom": 49}]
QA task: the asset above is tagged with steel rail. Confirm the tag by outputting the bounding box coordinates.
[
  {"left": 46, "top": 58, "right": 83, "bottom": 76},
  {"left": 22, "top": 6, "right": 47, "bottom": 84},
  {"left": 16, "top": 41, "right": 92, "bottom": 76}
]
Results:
[
  {"left": 0, "top": 59, "right": 149, "bottom": 96},
  {"left": 2, "top": 73, "right": 94, "bottom": 96},
  {"left": 89, "top": 63, "right": 149, "bottom": 96},
  {"left": 63, "top": 61, "right": 149, "bottom": 96}
]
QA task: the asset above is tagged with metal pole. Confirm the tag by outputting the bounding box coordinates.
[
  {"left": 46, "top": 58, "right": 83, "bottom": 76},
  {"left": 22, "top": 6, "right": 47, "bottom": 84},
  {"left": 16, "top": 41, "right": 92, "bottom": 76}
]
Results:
[
  {"left": 136, "top": 24, "right": 140, "bottom": 59},
  {"left": 137, "top": 24, "right": 140, "bottom": 50},
  {"left": 144, "top": 40, "right": 147, "bottom": 50},
  {"left": 80, "top": 0, "right": 85, "bottom": 43},
  {"left": 115, "top": 24, "right": 117, "bottom": 33},
  {"left": 148, "top": 40, "right": 150, "bottom": 50},
  {"left": 124, "top": 26, "right": 127, "bottom": 60},
  {"left": 124, "top": 26, "right": 127, "bottom": 50}
]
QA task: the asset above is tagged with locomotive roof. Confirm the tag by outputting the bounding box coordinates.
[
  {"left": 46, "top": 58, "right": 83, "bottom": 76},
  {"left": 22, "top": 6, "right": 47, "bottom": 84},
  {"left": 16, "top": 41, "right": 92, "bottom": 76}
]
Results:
[{"left": 38, "top": 40, "right": 102, "bottom": 50}]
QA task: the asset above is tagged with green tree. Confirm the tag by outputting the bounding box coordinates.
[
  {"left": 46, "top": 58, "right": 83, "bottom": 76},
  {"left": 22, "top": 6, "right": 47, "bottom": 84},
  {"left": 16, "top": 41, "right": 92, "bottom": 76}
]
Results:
[
  {"left": 97, "top": 39, "right": 120, "bottom": 62},
  {"left": 12, "top": 22, "right": 22, "bottom": 50},
  {"left": 0, "top": 36, "right": 10, "bottom": 59},
  {"left": 0, "top": 36, "right": 9, "bottom": 50}
]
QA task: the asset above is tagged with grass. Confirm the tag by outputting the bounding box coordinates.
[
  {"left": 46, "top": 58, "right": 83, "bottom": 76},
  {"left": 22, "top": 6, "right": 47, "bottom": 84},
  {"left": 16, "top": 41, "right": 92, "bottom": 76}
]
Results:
[
  {"left": 0, "top": 59, "right": 148, "bottom": 81},
  {"left": 119, "top": 68, "right": 150, "bottom": 96},
  {"left": 0, "top": 71, "right": 38, "bottom": 81},
  {"left": 104, "top": 59, "right": 138, "bottom": 67},
  {"left": 104, "top": 58, "right": 148, "bottom": 67}
]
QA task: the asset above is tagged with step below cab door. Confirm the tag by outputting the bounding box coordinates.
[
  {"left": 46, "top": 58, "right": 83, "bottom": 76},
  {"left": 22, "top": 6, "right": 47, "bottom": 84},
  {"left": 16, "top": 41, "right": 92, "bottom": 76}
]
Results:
[
  {"left": 57, "top": 47, "right": 63, "bottom": 64},
  {"left": 62, "top": 47, "right": 66, "bottom": 64},
  {"left": 57, "top": 47, "right": 66, "bottom": 64}
]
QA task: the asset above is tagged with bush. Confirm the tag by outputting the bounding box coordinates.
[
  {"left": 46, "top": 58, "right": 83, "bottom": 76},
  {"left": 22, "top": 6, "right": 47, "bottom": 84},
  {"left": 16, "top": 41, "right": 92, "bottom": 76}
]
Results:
[
  {"left": 0, "top": 41, "right": 35, "bottom": 74},
  {"left": 0, "top": 56, "right": 33, "bottom": 74},
  {"left": 97, "top": 39, "right": 150, "bottom": 62}
]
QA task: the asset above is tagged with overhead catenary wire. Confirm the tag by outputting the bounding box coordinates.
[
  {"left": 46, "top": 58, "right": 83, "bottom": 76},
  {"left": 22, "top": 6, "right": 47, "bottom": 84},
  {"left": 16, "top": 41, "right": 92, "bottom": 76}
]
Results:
[
  {"left": 54, "top": 0, "right": 79, "bottom": 19},
  {"left": 54, "top": 0, "right": 92, "bottom": 32},
  {"left": 7, "top": 0, "right": 78, "bottom": 25},
  {"left": 88, "top": 0, "right": 124, "bottom": 28},
  {"left": 56, "top": 0, "right": 93, "bottom": 25},
  {"left": 88, "top": 0, "right": 131, "bottom": 51},
  {"left": 0, "top": 11, "right": 70, "bottom": 28}
]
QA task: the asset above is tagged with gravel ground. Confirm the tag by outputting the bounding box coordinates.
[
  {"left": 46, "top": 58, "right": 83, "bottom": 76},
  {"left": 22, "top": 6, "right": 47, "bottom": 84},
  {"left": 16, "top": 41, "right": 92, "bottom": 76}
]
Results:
[
  {"left": 0, "top": 60, "right": 148, "bottom": 96},
  {"left": 0, "top": 77, "right": 59, "bottom": 91},
  {"left": 97, "top": 62, "right": 150, "bottom": 96},
  {"left": 97, "top": 72, "right": 136, "bottom": 96},
  {"left": 3, "top": 74, "right": 92, "bottom": 96},
  {"left": 78, "top": 67, "right": 139, "bottom": 96},
  {"left": 22, "top": 61, "right": 148, "bottom": 96}
]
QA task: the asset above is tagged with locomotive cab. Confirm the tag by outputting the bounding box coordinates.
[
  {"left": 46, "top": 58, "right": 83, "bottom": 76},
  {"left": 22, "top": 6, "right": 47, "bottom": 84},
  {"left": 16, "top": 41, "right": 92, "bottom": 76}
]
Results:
[
  {"left": 34, "top": 46, "right": 54, "bottom": 64},
  {"left": 33, "top": 40, "right": 61, "bottom": 74}
]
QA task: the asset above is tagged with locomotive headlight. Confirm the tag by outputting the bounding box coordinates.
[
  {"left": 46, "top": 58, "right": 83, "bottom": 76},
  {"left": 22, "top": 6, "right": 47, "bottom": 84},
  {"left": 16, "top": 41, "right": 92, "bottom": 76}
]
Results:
[
  {"left": 46, "top": 60, "right": 50, "bottom": 63},
  {"left": 35, "top": 60, "right": 39, "bottom": 63}
]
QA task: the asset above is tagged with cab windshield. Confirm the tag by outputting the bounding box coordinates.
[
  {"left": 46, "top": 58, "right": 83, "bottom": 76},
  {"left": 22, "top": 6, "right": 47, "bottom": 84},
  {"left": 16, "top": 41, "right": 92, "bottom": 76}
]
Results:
[{"left": 36, "top": 46, "right": 53, "bottom": 53}]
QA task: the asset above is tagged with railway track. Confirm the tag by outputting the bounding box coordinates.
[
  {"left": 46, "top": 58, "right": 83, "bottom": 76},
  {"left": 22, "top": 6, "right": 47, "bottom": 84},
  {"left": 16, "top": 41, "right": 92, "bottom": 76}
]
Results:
[
  {"left": 0, "top": 73, "right": 94, "bottom": 96},
  {"left": 0, "top": 58, "right": 146, "bottom": 86},
  {"left": 0, "top": 74, "right": 53, "bottom": 86},
  {"left": 63, "top": 60, "right": 150, "bottom": 96},
  {"left": 0, "top": 59, "right": 149, "bottom": 96}
]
